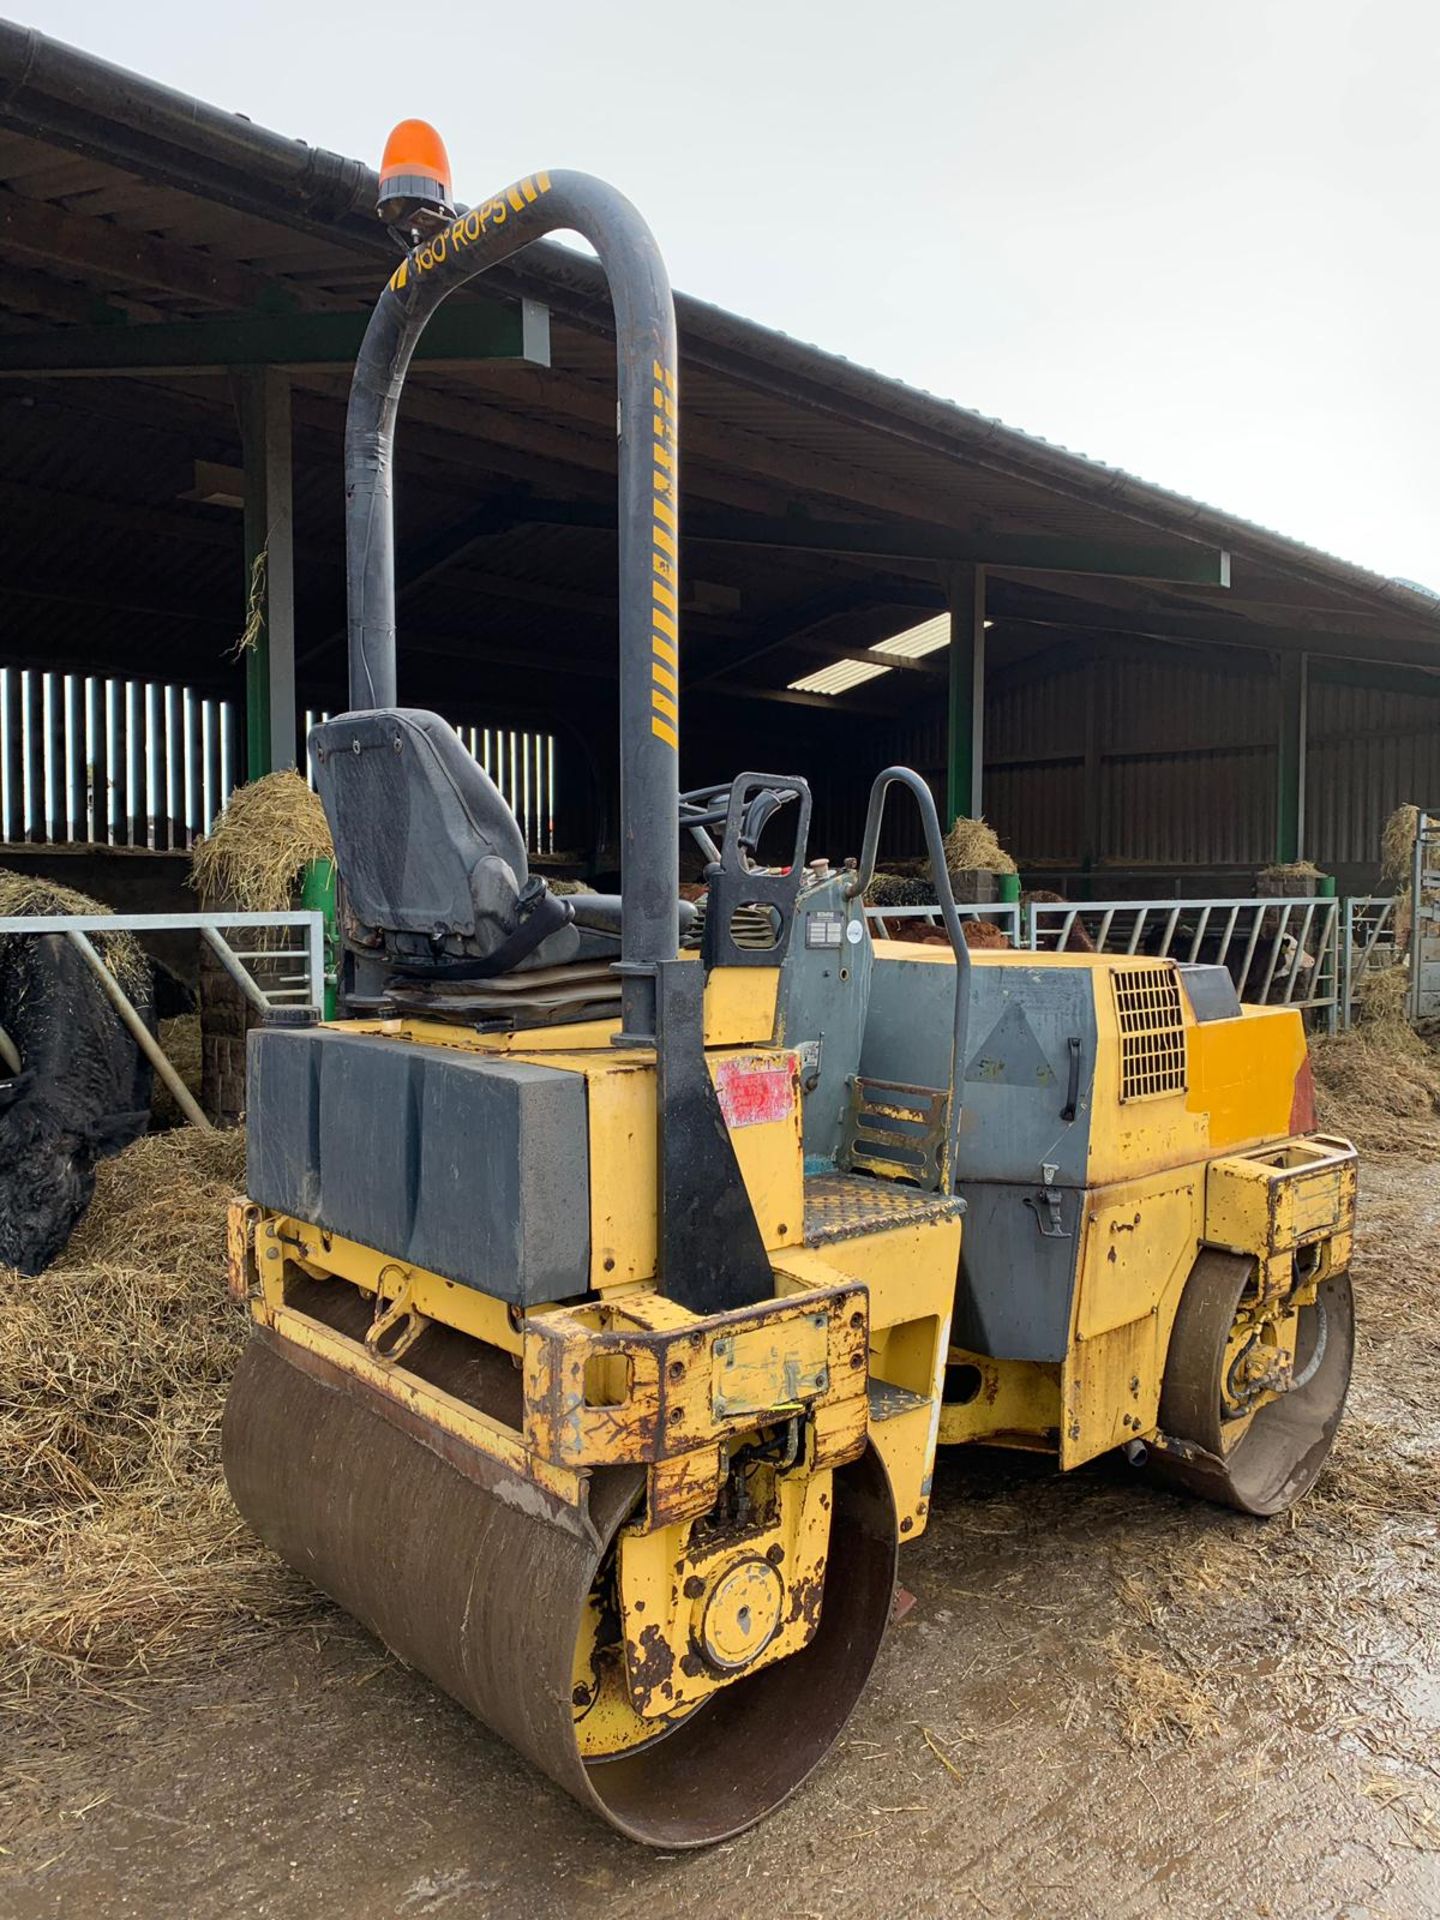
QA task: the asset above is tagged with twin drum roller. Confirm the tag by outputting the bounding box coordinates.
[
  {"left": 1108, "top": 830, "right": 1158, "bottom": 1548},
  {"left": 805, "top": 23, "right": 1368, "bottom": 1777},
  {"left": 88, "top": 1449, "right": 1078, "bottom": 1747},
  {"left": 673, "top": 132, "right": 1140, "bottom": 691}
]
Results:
[{"left": 221, "top": 142, "right": 1358, "bottom": 1845}]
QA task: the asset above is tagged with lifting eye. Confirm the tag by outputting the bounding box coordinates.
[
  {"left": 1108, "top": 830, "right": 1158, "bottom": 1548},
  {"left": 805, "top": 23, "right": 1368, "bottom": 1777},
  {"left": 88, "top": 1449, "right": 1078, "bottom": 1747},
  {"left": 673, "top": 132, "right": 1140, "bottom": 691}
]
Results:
[
  {"left": 584, "top": 1351, "right": 632, "bottom": 1408},
  {"left": 945, "top": 1363, "right": 984, "bottom": 1406}
]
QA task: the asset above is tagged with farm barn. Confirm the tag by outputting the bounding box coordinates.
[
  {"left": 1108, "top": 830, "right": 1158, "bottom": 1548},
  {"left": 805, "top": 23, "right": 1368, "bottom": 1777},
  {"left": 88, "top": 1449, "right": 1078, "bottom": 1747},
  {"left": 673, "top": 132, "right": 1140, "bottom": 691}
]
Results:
[{"left": 2, "top": 25, "right": 1438, "bottom": 1920}]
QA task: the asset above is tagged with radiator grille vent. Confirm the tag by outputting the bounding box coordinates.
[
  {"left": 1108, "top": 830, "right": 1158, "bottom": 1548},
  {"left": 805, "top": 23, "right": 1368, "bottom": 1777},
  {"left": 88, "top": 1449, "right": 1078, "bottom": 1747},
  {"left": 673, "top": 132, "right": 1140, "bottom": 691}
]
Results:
[{"left": 1112, "top": 968, "right": 1187, "bottom": 1101}]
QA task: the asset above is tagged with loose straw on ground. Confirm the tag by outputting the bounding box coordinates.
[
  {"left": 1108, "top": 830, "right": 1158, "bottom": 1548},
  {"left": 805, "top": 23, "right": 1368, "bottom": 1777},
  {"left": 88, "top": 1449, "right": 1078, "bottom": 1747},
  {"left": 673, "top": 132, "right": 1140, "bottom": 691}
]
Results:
[{"left": 0, "top": 1131, "right": 322, "bottom": 1732}]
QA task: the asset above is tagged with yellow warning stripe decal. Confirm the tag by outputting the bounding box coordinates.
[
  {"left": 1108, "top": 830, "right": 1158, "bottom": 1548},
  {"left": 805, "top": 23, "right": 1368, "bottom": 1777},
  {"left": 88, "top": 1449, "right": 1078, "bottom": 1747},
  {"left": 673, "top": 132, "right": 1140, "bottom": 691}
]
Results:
[
  {"left": 388, "top": 174, "right": 556, "bottom": 290},
  {"left": 649, "top": 356, "right": 678, "bottom": 754}
]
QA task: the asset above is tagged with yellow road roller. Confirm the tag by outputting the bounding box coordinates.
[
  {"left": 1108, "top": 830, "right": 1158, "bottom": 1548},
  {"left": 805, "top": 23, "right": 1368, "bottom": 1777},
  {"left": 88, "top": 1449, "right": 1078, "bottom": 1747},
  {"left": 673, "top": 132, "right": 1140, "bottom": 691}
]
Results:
[{"left": 221, "top": 162, "right": 1358, "bottom": 1846}]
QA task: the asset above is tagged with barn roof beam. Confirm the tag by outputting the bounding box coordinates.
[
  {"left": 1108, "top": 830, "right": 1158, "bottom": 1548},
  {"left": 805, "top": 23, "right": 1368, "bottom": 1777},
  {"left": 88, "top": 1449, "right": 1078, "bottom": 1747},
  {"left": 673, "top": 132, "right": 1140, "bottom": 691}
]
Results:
[
  {"left": 992, "top": 604, "right": 1440, "bottom": 674},
  {"left": 0, "top": 187, "right": 292, "bottom": 310},
  {"left": 518, "top": 499, "right": 1231, "bottom": 585},
  {"left": 0, "top": 298, "right": 550, "bottom": 377}
]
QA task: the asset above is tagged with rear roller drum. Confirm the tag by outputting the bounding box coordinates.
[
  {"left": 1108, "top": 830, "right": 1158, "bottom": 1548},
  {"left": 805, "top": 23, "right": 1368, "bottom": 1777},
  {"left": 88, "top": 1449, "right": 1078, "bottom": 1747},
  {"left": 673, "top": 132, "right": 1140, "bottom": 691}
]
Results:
[
  {"left": 222, "top": 1329, "right": 896, "bottom": 1847},
  {"left": 1149, "top": 1249, "right": 1355, "bottom": 1515}
]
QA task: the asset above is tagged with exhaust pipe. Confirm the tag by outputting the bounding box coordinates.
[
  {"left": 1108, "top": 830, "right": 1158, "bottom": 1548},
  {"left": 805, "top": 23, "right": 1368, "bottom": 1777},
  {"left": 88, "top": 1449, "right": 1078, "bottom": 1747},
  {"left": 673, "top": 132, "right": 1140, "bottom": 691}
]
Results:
[{"left": 344, "top": 170, "right": 680, "bottom": 1045}]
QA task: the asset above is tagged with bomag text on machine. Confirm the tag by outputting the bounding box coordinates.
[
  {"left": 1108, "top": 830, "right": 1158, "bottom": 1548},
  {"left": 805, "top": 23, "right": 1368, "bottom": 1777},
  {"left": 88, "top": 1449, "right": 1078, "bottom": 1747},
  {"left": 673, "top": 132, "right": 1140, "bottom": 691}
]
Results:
[{"left": 222, "top": 157, "right": 1358, "bottom": 1848}]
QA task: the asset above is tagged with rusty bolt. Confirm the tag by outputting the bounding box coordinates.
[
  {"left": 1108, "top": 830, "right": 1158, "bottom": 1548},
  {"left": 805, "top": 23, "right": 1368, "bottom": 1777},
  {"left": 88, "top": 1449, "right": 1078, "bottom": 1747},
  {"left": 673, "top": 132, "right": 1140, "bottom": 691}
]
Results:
[
  {"left": 603, "top": 1255, "right": 616, "bottom": 1273},
  {"left": 669, "top": 1407, "right": 683, "bottom": 1424},
  {"left": 668, "top": 1359, "right": 685, "bottom": 1382},
  {"left": 850, "top": 1351, "right": 866, "bottom": 1370},
  {"left": 683, "top": 1574, "right": 705, "bottom": 1599},
  {"left": 766, "top": 1544, "right": 785, "bottom": 1566},
  {"left": 849, "top": 1310, "right": 864, "bottom": 1330},
  {"left": 900, "top": 1516, "right": 913, "bottom": 1534}
]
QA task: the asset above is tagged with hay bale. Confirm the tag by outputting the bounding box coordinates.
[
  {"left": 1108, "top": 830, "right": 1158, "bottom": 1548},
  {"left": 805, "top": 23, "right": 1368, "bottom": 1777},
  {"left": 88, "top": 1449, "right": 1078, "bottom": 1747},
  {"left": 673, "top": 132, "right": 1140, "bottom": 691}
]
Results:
[
  {"left": 0, "top": 869, "right": 146, "bottom": 990},
  {"left": 1258, "top": 859, "right": 1323, "bottom": 881},
  {"left": 190, "top": 770, "right": 333, "bottom": 914},
  {"left": 0, "top": 1130, "right": 318, "bottom": 1721},
  {"left": 1382, "top": 803, "right": 1420, "bottom": 889},
  {"left": 942, "top": 816, "right": 1016, "bottom": 876}
]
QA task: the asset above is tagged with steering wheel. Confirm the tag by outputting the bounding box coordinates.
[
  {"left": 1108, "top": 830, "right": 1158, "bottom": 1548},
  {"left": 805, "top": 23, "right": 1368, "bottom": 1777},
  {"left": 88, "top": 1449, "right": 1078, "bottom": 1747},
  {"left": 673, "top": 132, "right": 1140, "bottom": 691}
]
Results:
[{"left": 679, "top": 780, "right": 801, "bottom": 868}]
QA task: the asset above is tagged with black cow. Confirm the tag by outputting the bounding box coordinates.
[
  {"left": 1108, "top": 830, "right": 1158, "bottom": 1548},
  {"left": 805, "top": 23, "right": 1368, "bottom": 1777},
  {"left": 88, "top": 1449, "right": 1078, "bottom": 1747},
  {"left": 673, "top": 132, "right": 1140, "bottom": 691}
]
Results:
[{"left": 0, "top": 932, "right": 156, "bottom": 1274}]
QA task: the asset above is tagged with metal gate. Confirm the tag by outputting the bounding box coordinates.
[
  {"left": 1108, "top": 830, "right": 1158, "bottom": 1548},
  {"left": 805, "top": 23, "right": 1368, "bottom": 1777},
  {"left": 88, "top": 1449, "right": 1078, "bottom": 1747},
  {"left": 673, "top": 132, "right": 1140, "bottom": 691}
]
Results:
[
  {"left": 1410, "top": 812, "right": 1440, "bottom": 1020},
  {"left": 1025, "top": 895, "right": 1340, "bottom": 1026}
]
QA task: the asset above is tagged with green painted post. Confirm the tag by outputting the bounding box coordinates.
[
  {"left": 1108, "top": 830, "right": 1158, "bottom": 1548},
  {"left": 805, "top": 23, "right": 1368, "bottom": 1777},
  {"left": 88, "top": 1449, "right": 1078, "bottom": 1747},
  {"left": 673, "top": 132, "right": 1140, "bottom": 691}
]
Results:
[
  {"left": 237, "top": 368, "right": 296, "bottom": 779},
  {"left": 946, "top": 564, "right": 986, "bottom": 825},
  {"left": 300, "top": 856, "right": 339, "bottom": 1019},
  {"left": 240, "top": 371, "right": 271, "bottom": 779},
  {"left": 1275, "top": 651, "right": 1308, "bottom": 863}
]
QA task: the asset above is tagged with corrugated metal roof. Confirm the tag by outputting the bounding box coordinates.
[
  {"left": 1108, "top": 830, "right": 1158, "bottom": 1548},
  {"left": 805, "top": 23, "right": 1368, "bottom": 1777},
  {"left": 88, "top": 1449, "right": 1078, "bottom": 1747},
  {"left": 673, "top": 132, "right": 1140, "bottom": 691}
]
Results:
[{"left": 1, "top": 17, "right": 1438, "bottom": 730}]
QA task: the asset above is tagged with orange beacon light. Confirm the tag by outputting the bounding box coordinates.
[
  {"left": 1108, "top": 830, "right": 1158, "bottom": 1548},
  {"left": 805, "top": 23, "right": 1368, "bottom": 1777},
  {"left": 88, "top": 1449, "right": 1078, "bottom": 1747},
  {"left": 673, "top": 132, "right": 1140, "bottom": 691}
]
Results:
[{"left": 376, "top": 119, "right": 454, "bottom": 230}]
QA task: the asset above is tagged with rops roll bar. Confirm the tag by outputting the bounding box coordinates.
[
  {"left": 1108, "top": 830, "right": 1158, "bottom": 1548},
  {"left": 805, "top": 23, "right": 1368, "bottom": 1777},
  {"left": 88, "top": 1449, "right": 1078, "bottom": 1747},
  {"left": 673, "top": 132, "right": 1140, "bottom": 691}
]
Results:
[{"left": 344, "top": 171, "right": 679, "bottom": 1044}]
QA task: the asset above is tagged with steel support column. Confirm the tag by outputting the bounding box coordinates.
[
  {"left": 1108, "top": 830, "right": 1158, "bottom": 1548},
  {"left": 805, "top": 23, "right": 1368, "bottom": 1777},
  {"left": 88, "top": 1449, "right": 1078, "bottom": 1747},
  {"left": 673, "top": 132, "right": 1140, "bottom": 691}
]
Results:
[
  {"left": 1081, "top": 649, "right": 1102, "bottom": 875},
  {"left": 946, "top": 564, "right": 986, "bottom": 823},
  {"left": 1276, "top": 649, "right": 1308, "bottom": 862},
  {"left": 237, "top": 368, "right": 296, "bottom": 777}
]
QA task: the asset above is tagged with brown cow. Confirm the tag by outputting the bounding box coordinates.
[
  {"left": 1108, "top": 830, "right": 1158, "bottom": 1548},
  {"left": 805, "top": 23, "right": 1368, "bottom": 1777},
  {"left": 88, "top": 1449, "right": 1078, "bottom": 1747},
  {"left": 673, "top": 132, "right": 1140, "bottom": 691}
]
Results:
[{"left": 1023, "top": 890, "right": 1096, "bottom": 953}]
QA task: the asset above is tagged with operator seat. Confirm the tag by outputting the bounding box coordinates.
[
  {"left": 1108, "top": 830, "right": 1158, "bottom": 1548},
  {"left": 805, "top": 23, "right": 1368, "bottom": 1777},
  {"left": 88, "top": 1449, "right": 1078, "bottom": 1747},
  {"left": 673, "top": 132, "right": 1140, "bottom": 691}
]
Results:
[{"left": 311, "top": 709, "right": 618, "bottom": 978}]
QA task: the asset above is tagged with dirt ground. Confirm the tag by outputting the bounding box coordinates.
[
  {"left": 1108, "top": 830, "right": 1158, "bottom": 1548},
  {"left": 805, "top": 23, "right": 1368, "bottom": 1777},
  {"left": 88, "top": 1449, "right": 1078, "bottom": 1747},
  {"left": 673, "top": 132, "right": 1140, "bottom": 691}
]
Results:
[{"left": 3, "top": 1158, "right": 1438, "bottom": 1920}]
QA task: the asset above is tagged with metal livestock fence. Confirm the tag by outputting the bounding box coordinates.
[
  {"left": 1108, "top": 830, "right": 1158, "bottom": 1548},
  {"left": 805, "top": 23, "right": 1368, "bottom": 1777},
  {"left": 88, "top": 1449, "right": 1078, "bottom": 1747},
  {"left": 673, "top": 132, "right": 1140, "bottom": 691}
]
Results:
[
  {"left": 864, "top": 901, "right": 1024, "bottom": 944},
  {"left": 1341, "top": 896, "right": 1399, "bottom": 1030},
  {"left": 1025, "top": 895, "right": 1340, "bottom": 1028},
  {"left": 0, "top": 909, "right": 325, "bottom": 1129}
]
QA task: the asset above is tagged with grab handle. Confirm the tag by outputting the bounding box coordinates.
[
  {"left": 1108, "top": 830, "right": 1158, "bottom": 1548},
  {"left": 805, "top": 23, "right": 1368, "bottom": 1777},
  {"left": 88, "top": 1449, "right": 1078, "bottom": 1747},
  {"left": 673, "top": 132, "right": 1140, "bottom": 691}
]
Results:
[{"left": 844, "top": 767, "right": 971, "bottom": 1188}]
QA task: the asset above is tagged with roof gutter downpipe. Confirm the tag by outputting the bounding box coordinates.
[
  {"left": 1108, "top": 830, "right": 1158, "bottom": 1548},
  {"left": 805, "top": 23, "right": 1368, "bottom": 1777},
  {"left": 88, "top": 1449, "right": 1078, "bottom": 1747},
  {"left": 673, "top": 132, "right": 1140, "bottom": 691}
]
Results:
[{"left": 344, "top": 171, "right": 679, "bottom": 1046}]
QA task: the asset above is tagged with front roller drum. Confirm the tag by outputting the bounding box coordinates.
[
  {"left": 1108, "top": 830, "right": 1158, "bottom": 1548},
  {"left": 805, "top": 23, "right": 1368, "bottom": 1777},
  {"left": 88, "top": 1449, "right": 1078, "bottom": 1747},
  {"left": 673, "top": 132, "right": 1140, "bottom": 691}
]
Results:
[
  {"left": 222, "top": 1330, "right": 896, "bottom": 1847},
  {"left": 1150, "top": 1249, "right": 1355, "bottom": 1515}
]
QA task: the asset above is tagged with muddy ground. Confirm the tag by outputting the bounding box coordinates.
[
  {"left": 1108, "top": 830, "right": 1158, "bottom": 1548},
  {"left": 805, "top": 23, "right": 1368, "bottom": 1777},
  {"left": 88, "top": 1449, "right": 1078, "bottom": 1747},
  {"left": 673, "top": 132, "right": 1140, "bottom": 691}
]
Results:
[{"left": 3, "top": 1158, "right": 1438, "bottom": 1920}]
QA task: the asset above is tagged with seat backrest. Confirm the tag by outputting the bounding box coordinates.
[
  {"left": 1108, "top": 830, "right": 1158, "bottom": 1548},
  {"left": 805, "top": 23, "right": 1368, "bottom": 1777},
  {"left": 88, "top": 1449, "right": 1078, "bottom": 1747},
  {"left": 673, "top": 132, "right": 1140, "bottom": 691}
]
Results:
[{"left": 311, "top": 708, "right": 555, "bottom": 974}]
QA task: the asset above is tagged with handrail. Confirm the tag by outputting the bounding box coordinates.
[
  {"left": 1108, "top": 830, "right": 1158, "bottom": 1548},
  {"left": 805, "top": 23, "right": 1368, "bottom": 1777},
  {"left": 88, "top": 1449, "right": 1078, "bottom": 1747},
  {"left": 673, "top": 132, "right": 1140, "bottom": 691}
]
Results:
[{"left": 844, "top": 768, "right": 972, "bottom": 1187}]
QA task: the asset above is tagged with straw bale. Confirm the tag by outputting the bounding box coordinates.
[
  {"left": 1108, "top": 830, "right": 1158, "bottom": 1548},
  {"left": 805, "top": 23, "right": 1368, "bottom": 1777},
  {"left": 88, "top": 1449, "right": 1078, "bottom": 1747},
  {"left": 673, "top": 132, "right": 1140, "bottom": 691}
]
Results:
[
  {"left": 0, "top": 869, "right": 147, "bottom": 990},
  {"left": 190, "top": 770, "right": 333, "bottom": 913},
  {"left": 1381, "top": 803, "right": 1420, "bottom": 889},
  {"left": 942, "top": 816, "right": 1017, "bottom": 875}
]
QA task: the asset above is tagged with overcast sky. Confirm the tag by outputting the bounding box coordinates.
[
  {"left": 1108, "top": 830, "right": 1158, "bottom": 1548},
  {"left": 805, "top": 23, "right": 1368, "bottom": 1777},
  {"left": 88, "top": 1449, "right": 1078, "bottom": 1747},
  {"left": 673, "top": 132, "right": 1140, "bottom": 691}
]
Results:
[{"left": 27, "top": 0, "right": 1440, "bottom": 587}]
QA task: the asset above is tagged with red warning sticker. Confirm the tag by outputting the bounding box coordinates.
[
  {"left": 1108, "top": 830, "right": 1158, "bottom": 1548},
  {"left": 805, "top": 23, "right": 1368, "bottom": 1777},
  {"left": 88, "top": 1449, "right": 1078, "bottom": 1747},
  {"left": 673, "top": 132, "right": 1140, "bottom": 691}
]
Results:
[{"left": 714, "top": 1056, "right": 795, "bottom": 1130}]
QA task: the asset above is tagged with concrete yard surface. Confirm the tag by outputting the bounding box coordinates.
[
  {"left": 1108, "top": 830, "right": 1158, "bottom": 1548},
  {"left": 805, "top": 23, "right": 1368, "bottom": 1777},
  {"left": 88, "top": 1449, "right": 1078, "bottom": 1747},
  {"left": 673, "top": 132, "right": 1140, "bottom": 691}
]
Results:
[{"left": 2, "top": 1159, "right": 1437, "bottom": 1920}]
